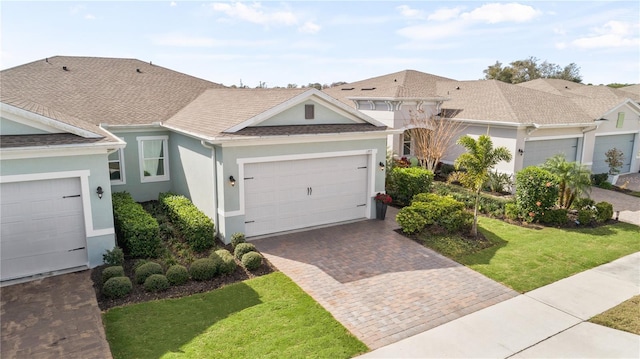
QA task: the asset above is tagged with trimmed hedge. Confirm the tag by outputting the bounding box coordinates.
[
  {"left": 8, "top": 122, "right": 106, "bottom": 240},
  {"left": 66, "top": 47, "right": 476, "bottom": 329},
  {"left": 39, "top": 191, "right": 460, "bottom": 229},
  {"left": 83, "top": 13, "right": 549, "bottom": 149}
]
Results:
[
  {"left": 103, "top": 277, "right": 132, "bottom": 299},
  {"left": 134, "top": 262, "right": 163, "bottom": 284},
  {"left": 214, "top": 249, "right": 237, "bottom": 274},
  {"left": 539, "top": 209, "right": 569, "bottom": 226},
  {"left": 144, "top": 274, "right": 170, "bottom": 292},
  {"left": 595, "top": 202, "right": 613, "bottom": 223},
  {"left": 230, "top": 233, "right": 246, "bottom": 248},
  {"left": 158, "top": 192, "right": 214, "bottom": 252},
  {"left": 103, "top": 247, "right": 124, "bottom": 266},
  {"left": 102, "top": 266, "right": 125, "bottom": 284},
  {"left": 234, "top": 243, "right": 257, "bottom": 259},
  {"left": 387, "top": 167, "right": 434, "bottom": 206},
  {"left": 112, "top": 192, "right": 160, "bottom": 258},
  {"left": 189, "top": 258, "right": 219, "bottom": 281},
  {"left": 242, "top": 252, "right": 263, "bottom": 270},
  {"left": 166, "top": 264, "right": 189, "bottom": 285},
  {"left": 397, "top": 193, "right": 472, "bottom": 234}
]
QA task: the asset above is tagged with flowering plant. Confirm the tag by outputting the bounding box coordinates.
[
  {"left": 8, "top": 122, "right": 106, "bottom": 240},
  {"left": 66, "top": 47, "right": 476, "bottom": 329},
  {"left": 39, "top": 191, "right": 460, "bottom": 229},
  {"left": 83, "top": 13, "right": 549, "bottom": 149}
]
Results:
[{"left": 375, "top": 193, "right": 392, "bottom": 205}]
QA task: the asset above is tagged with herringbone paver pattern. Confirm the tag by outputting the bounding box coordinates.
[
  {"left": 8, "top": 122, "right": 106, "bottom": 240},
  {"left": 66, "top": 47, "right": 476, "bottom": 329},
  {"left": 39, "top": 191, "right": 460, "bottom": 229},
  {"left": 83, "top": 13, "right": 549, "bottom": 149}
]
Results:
[{"left": 253, "top": 207, "right": 518, "bottom": 349}]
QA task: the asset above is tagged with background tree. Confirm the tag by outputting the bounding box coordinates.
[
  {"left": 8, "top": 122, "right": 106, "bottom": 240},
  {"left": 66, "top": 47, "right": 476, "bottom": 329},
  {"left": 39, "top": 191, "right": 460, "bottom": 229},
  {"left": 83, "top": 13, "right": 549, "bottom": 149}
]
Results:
[
  {"left": 454, "top": 135, "right": 512, "bottom": 237},
  {"left": 408, "top": 109, "right": 466, "bottom": 172},
  {"left": 483, "top": 56, "right": 582, "bottom": 83},
  {"left": 541, "top": 154, "right": 591, "bottom": 209}
]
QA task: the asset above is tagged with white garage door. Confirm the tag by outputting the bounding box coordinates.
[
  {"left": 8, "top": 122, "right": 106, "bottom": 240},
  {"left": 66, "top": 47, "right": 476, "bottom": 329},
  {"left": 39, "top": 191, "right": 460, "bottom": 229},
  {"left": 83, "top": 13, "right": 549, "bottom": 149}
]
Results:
[
  {"left": 244, "top": 155, "right": 369, "bottom": 237},
  {"left": 1, "top": 177, "right": 88, "bottom": 281},
  {"left": 523, "top": 138, "right": 579, "bottom": 168},
  {"left": 592, "top": 134, "right": 635, "bottom": 174}
]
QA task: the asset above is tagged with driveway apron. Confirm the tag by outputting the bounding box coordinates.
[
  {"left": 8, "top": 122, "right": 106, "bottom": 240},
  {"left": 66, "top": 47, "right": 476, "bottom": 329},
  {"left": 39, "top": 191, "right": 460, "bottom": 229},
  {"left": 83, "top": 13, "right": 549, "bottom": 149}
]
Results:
[
  {"left": 1, "top": 271, "right": 112, "bottom": 359},
  {"left": 253, "top": 207, "right": 518, "bottom": 349}
]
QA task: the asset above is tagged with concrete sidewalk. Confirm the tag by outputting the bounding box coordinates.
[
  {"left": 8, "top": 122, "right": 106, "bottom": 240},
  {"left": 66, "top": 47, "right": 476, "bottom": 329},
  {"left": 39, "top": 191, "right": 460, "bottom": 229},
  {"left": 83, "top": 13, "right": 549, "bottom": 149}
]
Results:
[{"left": 359, "top": 252, "right": 640, "bottom": 358}]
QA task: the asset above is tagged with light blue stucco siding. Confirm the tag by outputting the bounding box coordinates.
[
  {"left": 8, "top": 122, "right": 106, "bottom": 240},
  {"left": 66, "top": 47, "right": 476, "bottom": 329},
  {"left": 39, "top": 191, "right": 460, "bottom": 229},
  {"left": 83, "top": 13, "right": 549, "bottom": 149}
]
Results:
[
  {"left": 216, "top": 137, "right": 387, "bottom": 242},
  {"left": 257, "top": 100, "right": 359, "bottom": 126},
  {"left": 0, "top": 153, "right": 116, "bottom": 268},
  {"left": 0, "top": 117, "right": 50, "bottom": 135}
]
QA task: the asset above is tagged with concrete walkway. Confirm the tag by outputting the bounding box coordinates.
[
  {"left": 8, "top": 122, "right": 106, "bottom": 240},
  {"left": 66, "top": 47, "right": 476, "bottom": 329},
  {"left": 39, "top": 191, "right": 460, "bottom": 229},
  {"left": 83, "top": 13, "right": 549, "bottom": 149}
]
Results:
[
  {"left": 590, "top": 186, "right": 640, "bottom": 226},
  {"left": 253, "top": 207, "right": 518, "bottom": 349},
  {"left": 359, "top": 252, "right": 640, "bottom": 358}
]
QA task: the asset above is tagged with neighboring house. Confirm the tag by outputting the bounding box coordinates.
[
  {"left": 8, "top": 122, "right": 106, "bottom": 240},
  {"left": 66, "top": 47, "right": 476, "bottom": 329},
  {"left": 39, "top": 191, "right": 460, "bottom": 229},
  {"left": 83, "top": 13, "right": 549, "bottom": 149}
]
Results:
[
  {"left": 326, "top": 71, "right": 640, "bottom": 176},
  {"left": 0, "top": 56, "right": 391, "bottom": 282}
]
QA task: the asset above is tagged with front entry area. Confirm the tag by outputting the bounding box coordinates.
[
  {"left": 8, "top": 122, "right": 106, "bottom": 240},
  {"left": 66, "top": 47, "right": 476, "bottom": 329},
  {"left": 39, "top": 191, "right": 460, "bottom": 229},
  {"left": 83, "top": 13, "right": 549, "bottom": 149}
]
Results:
[{"left": 243, "top": 154, "right": 370, "bottom": 237}]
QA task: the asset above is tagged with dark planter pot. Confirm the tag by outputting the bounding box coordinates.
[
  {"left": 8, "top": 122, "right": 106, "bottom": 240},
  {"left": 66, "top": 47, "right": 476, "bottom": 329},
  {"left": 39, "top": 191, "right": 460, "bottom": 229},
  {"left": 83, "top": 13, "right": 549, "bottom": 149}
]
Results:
[{"left": 376, "top": 201, "right": 388, "bottom": 220}]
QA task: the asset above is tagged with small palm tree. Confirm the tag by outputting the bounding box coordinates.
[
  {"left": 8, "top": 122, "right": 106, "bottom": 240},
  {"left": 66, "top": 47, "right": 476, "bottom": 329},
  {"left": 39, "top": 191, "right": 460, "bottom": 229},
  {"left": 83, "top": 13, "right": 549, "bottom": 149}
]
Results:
[
  {"left": 542, "top": 154, "right": 591, "bottom": 209},
  {"left": 455, "top": 135, "right": 512, "bottom": 237}
]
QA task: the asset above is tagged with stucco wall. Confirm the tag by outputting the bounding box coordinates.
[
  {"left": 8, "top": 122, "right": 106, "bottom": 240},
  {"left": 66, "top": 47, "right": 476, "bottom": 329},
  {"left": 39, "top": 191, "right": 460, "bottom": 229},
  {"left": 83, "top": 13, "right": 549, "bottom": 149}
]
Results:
[
  {"left": 0, "top": 117, "right": 51, "bottom": 135},
  {"left": 258, "top": 100, "right": 357, "bottom": 126}
]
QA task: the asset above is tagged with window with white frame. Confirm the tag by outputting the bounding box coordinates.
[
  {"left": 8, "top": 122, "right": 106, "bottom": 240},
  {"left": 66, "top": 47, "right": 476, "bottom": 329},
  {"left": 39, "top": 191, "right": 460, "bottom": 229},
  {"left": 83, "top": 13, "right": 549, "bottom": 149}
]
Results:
[
  {"left": 402, "top": 131, "right": 412, "bottom": 156},
  {"left": 108, "top": 149, "right": 126, "bottom": 184},
  {"left": 137, "top": 136, "right": 169, "bottom": 182}
]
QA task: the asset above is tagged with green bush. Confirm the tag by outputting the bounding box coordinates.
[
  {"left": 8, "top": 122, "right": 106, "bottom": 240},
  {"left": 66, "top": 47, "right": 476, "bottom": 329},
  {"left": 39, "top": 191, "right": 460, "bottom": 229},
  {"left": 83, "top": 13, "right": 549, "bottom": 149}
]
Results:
[
  {"left": 165, "top": 264, "right": 189, "bottom": 285},
  {"left": 103, "top": 247, "right": 124, "bottom": 266},
  {"left": 387, "top": 167, "right": 434, "bottom": 206},
  {"left": 143, "top": 274, "right": 170, "bottom": 292},
  {"left": 504, "top": 202, "right": 519, "bottom": 220},
  {"left": 102, "top": 266, "right": 125, "bottom": 284},
  {"left": 241, "top": 252, "right": 263, "bottom": 270},
  {"left": 234, "top": 243, "right": 257, "bottom": 259},
  {"left": 230, "top": 233, "right": 246, "bottom": 248},
  {"left": 590, "top": 173, "right": 609, "bottom": 186},
  {"left": 134, "top": 262, "right": 163, "bottom": 284},
  {"left": 577, "top": 207, "right": 596, "bottom": 225},
  {"left": 396, "top": 208, "right": 428, "bottom": 234},
  {"left": 159, "top": 192, "right": 214, "bottom": 252},
  {"left": 214, "top": 249, "right": 237, "bottom": 274},
  {"left": 539, "top": 209, "right": 569, "bottom": 225},
  {"left": 572, "top": 197, "right": 595, "bottom": 210},
  {"left": 189, "top": 258, "right": 219, "bottom": 281},
  {"left": 515, "top": 167, "right": 559, "bottom": 222},
  {"left": 112, "top": 192, "right": 160, "bottom": 258},
  {"left": 103, "top": 277, "right": 132, "bottom": 299},
  {"left": 430, "top": 182, "right": 511, "bottom": 217},
  {"left": 595, "top": 202, "right": 613, "bottom": 223},
  {"left": 598, "top": 181, "right": 613, "bottom": 190}
]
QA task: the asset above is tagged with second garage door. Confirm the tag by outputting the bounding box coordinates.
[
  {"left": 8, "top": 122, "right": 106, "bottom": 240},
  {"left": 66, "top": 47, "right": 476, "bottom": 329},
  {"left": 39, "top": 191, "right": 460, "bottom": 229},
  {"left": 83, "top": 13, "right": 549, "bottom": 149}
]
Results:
[
  {"left": 244, "top": 155, "right": 369, "bottom": 237},
  {"left": 592, "top": 134, "right": 635, "bottom": 174},
  {"left": 523, "top": 138, "right": 579, "bottom": 168}
]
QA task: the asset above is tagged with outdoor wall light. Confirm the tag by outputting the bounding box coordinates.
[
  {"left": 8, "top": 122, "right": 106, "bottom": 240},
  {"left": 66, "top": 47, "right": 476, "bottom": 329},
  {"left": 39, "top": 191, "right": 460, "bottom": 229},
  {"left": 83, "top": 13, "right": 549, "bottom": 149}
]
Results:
[
  {"left": 96, "top": 186, "right": 104, "bottom": 199},
  {"left": 379, "top": 161, "right": 385, "bottom": 171},
  {"left": 518, "top": 149, "right": 524, "bottom": 156},
  {"left": 615, "top": 211, "right": 620, "bottom": 221},
  {"left": 229, "top": 176, "right": 236, "bottom": 187}
]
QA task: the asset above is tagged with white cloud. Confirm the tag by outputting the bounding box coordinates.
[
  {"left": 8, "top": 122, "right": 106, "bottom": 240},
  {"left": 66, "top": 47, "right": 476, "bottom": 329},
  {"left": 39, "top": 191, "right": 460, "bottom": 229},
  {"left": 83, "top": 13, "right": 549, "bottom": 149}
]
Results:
[
  {"left": 553, "top": 27, "right": 566, "bottom": 35},
  {"left": 570, "top": 21, "right": 640, "bottom": 49},
  {"left": 299, "top": 21, "right": 321, "bottom": 34},
  {"left": 427, "top": 7, "right": 464, "bottom": 22},
  {"left": 555, "top": 42, "right": 567, "bottom": 50},
  {"left": 397, "top": 21, "right": 466, "bottom": 41},
  {"left": 170, "top": 1, "right": 177, "bottom": 7},
  {"left": 460, "top": 3, "right": 540, "bottom": 24},
  {"left": 210, "top": 2, "right": 298, "bottom": 26},
  {"left": 397, "top": 5, "right": 424, "bottom": 19},
  {"left": 84, "top": 14, "right": 95, "bottom": 20}
]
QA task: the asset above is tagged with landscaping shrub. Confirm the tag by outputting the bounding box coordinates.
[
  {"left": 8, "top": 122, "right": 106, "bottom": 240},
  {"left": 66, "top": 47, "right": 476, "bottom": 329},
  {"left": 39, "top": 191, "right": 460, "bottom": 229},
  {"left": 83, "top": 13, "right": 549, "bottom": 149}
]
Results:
[
  {"left": 504, "top": 202, "right": 519, "bottom": 220},
  {"left": 595, "top": 202, "right": 613, "bottom": 223},
  {"left": 241, "top": 252, "right": 263, "bottom": 270},
  {"left": 430, "top": 182, "right": 511, "bottom": 217},
  {"left": 214, "top": 249, "right": 237, "bottom": 274},
  {"left": 590, "top": 173, "right": 609, "bottom": 187},
  {"left": 165, "top": 264, "right": 189, "bottom": 285},
  {"left": 515, "top": 167, "right": 559, "bottom": 222},
  {"left": 103, "top": 277, "right": 132, "bottom": 299},
  {"left": 539, "top": 209, "right": 569, "bottom": 226},
  {"left": 143, "top": 274, "right": 170, "bottom": 292},
  {"left": 397, "top": 193, "right": 471, "bottom": 234},
  {"left": 112, "top": 192, "right": 160, "bottom": 258},
  {"left": 577, "top": 207, "right": 596, "bottom": 225},
  {"left": 158, "top": 192, "right": 214, "bottom": 252},
  {"left": 396, "top": 207, "right": 428, "bottom": 234},
  {"left": 230, "top": 233, "right": 246, "bottom": 248},
  {"left": 234, "top": 243, "right": 257, "bottom": 259},
  {"left": 387, "top": 167, "right": 434, "bottom": 206},
  {"left": 134, "top": 262, "right": 163, "bottom": 284},
  {"left": 103, "top": 247, "right": 124, "bottom": 266},
  {"left": 189, "top": 258, "right": 219, "bottom": 281},
  {"left": 572, "top": 197, "right": 595, "bottom": 210},
  {"left": 485, "top": 170, "right": 513, "bottom": 193},
  {"left": 102, "top": 266, "right": 125, "bottom": 284}
]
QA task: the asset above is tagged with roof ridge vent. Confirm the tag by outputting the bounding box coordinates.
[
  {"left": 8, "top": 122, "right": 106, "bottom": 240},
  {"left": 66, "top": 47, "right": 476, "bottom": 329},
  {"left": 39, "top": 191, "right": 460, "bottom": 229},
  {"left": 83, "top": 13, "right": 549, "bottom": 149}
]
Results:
[
  {"left": 62, "top": 66, "right": 69, "bottom": 71},
  {"left": 341, "top": 87, "right": 354, "bottom": 91},
  {"left": 136, "top": 68, "right": 142, "bottom": 73},
  {"left": 361, "top": 87, "right": 376, "bottom": 90}
]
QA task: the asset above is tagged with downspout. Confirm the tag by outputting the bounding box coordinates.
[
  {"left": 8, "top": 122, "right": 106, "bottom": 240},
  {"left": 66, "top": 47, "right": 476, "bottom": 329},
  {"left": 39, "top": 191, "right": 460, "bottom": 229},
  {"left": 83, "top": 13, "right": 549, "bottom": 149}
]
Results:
[{"left": 201, "top": 140, "right": 219, "bottom": 238}]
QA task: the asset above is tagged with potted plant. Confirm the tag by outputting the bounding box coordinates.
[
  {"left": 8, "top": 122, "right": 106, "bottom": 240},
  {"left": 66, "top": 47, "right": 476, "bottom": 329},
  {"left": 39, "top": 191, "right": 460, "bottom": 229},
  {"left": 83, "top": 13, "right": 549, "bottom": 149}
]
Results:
[
  {"left": 604, "top": 148, "right": 624, "bottom": 185},
  {"left": 374, "top": 193, "right": 392, "bottom": 220}
]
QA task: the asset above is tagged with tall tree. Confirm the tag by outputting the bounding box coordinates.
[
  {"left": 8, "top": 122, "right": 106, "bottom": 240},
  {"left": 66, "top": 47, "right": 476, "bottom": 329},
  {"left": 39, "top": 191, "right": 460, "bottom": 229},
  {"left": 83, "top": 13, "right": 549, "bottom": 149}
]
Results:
[
  {"left": 484, "top": 57, "right": 582, "bottom": 83},
  {"left": 408, "top": 109, "right": 466, "bottom": 172},
  {"left": 454, "top": 135, "right": 512, "bottom": 237},
  {"left": 541, "top": 154, "right": 591, "bottom": 209}
]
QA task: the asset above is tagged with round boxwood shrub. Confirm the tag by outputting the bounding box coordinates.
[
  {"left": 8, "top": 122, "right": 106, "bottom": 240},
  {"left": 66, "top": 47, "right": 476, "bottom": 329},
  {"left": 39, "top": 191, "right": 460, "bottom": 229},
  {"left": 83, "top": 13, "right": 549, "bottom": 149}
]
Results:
[
  {"left": 102, "top": 266, "right": 125, "bottom": 284},
  {"left": 103, "top": 276, "right": 132, "bottom": 299},
  {"left": 144, "top": 274, "right": 170, "bottom": 292},
  {"left": 234, "top": 243, "right": 257, "bottom": 259},
  {"left": 165, "top": 264, "right": 189, "bottom": 285},
  {"left": 230, "top": 233, "right": 246, "bottom": 248},
  {"left": 134, "top": 262, "right": 163, "bottom": 284},
  {"left": 595, "top": 201, "right": 613, "bottom": 223},
  {"left": 577, "top": 208, "right": 595, "bottom": 225},
  {"left": 241, "top": 252, "right": 263, "bottom": 270},
  {"left": 396, "top": 207, "right": 428, "bottom": 234},
  {"left": 214, "top": 249, "right": 237, "bottom": 274},
  {"left": 539, "top": 208, "right": 568, "bottom": 226},
  {"left": 189, "top": 258, "right": 218, "bottom": 281}
]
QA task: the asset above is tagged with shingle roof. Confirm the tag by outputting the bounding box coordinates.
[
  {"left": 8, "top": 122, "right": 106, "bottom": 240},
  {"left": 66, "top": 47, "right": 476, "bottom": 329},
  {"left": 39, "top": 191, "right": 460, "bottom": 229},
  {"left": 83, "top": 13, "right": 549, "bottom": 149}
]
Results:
[
  {"left": 0, "top": 133, "right": 113, "bottom": 149},
  {"left": 323, "top": 69, "right": 454, "bottom": 108},
  {"left": 618, "top": 84, "right": 640, "bottom": 97},
  {"left": 233, "top": 123, "right": 385, "bottom": 137}
]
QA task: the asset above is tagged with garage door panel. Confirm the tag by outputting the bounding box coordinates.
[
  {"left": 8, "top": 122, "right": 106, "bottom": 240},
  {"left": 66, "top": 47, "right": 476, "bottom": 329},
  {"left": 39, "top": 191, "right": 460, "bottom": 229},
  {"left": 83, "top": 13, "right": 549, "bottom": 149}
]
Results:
[
  {"left": 523, "top": 138, "right": 579, "bottom": 168},
  {"left": 592, "top": 134, "right": 634, "bottom": 174}
]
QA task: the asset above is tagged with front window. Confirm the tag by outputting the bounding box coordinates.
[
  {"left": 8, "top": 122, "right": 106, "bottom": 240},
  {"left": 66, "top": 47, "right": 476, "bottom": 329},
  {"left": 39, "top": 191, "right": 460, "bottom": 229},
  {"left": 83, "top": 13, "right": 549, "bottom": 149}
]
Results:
[
  {"left": 403, "top": 131, "right": 412, "bottom": 156},
  {"left": 108, "top": 149, "right": 125, "bottom": 184},
  {"left": 137, "top": 136, "right": 169, "bottom": 182}
]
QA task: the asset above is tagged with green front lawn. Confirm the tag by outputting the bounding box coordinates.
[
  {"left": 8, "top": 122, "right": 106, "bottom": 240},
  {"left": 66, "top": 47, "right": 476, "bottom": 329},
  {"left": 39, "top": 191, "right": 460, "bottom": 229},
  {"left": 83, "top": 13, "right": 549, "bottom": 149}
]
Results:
[
  {"left": 103, "top": 272, "right": 367, "bottom": 359},
  {"left": 419, "top": 217, "right": 640, "bottom": 293}
]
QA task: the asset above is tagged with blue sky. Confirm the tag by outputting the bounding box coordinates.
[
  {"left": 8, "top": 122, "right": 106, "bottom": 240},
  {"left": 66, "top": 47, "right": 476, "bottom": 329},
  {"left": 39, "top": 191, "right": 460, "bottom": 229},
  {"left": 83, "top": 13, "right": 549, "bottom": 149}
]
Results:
[{"left": 2, "top": 1, "right": 638, "bottom": 87}]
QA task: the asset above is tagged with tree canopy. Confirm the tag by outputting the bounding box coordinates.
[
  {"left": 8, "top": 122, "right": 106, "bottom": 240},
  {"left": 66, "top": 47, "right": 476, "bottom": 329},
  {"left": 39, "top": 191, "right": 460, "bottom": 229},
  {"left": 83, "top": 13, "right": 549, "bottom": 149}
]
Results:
[{"left": 483, "top": 57, "right": 582, "bottom": 84}]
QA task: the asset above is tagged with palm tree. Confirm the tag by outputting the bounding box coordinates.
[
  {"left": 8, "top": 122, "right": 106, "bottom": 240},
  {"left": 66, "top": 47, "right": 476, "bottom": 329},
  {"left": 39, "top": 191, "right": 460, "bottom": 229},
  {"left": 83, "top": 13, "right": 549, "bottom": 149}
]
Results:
[
  {"left": 541, "top": 154, "right": 591, "bottom": 208},
  {"left": 455, "top": 135, "right": 512, "bottom": 237}
]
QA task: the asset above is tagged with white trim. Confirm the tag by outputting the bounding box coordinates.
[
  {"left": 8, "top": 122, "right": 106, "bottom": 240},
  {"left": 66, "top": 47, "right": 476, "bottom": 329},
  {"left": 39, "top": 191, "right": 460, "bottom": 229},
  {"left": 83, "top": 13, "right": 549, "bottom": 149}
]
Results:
[
  {"left": 0, "top": 170, "right": 115, "bottom": 238},
  {"left": 594, "top": 130, "right": 640, "bottom": 137},
  {"left": 0, "top": 103, "right": 101, "bottom": 138},
  {"left": 108, "top": 148, "right": 126, "bottom": 185},
  {"left": 136, "top": 135, "right": 170, "bottom": 183},
  {"left": 524, "top": 134, "right": 583, "bottom": 141},
  {"left": 600, "top": 99, "right": 640, "bottom": 118},
  {"left": 217, "top": 131, "right": 394, "bottom": 147},
  {"left": 0, "top": 143, "right": 123, "bottom": 160}
]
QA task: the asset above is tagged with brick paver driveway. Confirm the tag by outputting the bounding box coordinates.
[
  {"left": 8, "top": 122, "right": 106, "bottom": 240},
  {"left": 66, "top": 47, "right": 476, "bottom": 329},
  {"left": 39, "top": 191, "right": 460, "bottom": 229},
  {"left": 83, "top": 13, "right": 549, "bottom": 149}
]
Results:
[{"left": 253, "top": 207, "right": 518, "bottom": 349}]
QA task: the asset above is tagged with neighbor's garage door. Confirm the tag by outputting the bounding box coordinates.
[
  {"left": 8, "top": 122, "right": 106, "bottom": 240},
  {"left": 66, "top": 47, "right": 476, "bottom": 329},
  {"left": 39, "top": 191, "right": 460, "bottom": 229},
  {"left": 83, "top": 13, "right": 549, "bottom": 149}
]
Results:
[
  {"left": 523, "top": 138, "right": 579, "bottom": 168},
  {"left": 244, "top": 155, "right": 369, "bottom": 237},
  {"left": 0, "top": 177, "right": 88, "bottom": 281},
  {"left": 592, "top": 134, "right": 635, "bottom": 174}
]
